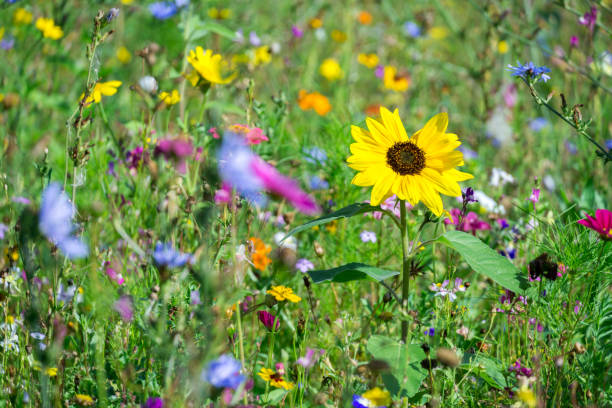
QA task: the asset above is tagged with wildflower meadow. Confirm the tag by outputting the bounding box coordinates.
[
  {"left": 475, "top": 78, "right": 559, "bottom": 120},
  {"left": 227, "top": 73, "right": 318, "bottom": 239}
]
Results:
[{"left": 1, "top": 1, "right": 612, "bottom": 407}]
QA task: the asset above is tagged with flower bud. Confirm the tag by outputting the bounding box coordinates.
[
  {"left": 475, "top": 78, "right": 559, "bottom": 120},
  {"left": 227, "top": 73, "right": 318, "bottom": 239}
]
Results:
[
  {"left": 436, "top": 348, "right": 459, "bottom": 368},
  {"left": 314, "top": 241, "right": 324, "bottom": 257}
]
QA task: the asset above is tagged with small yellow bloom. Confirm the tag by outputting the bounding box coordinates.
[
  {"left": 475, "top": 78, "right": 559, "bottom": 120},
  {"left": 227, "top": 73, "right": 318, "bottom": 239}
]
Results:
[
  {"left": 159, "top": 90, "right": 180, "bottom": 105},
  {"left": 383, "top": 66, "right": 410, "bottom": 92},
  {"left": 428, "top": 26, "right": 449, "bottom": 40},
  {"left": 362, "top": 387, "right": 391, "bottom": 407},
  {"left": 319, "top": 58, "right": 343, "bottom": 81},
  {"left": 6, "top": 315, "right": 14, "bottom": 324},
  {"left": 121, "top": 0, "right": 133, "bottom": 4},
  {"left": 258, "top": 368, "right": 294, "bottom": 390},
  {"left": 75, "top": 394, "right": 94, "bottom": 406},
  {"left": 331, "top": 30, "right": 347, "bottom": 43},
  {"left": 116, "top": 46, "right": 132, "bottom": 64},
  {"left": 517, "top": 385, "right": 536, "bottom": 408},
  {"left": 208, "top": 7, "right": 231, "bottom": 20},
  {"left": 0, "top": 93, "right": 4, "bottom": 103},
  {"left": 80, "top": 81, "right": 122, "bottom": 104},
  {"left": 253, "top": 45, "right": 272, "bottom": 66},
  {"left": 497, "top": 40, "right": 509, "bottom": 54},
  {"left": 35, "top": 17, "right": 63, "bottom": 40},
  {"left": 357, "top": 11, "right": 373, "bottom": 25},
  {"left": 358, "top": 53, "right": 379, "bottom": 69},
  {"left": 45, "top": 367, "right": 58, "bottom": 377},
  {"left": 297, "top": 90, "right": 331, "bottom": 116},
  {"left": 309, "top": 18, "right": 323, "bottom": 28},
  {"left": 267, "top": 286, "right": 301, "bottom": 303},
  {"left": 187, "top": 47, "right": 236, "bottom": 85},
  {"left": 14, "top": 8, "right": 33, "bottom": 25},
  {"left": 325, "top": 220, "right": 337, "bottom": 234}
]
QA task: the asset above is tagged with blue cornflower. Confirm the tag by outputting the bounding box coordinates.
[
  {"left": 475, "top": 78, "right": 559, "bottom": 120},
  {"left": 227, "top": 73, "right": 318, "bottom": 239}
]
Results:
[
  {"left": 424, "top": 327, "right": 435, "bottom": 337},
  {"left": 605, "top": 139, "right": 612, "bottom": 150},
  {"left": 303, "top": 147, "right": 327, "bottom": 164},
  {"left": 507, "top": 61, "right": 551, "bottom": 82},
  {"left": 153, "top": 242, "right": 192, "bottom": 268},
  {"left": 1, "top": 36, "right": 15, "bottom": 51},
  {"left": 217, "top": 132, "right": 266, "bottom": 205},
  {"left": 309, "top": 175, "right": 329, "bottom": 190},
  {"left": 529, "top": 117, "right": 549, "bottom": 132},
  {"left": 352, "top": 394, "right": 373, "bottom": 408},
  {"left": 204, "top": 354, "right": 245, "bottom": 389},
  {"left": 403, "top": 21, "right": 421, "bottom": 38},
  {"left": 39, "top": 183, "right": 88, "bottom": 259},
  {"left": 106, "top": 8, "right": 119, "bottom": 22},
  {"left": 175, "top": 0, "right": 189, "bottom": 7},
  {"left": 149, "top": 1, "right": 177, "bottom": 20}
]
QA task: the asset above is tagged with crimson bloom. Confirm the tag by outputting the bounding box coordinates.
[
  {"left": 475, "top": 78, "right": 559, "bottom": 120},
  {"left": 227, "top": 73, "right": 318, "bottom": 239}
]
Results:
[
  {"left": 578, "top": 209, "right": 612, "bottom": 240},
  {"left": 257, "top": 310, "right": 280, "bottom": 331}
]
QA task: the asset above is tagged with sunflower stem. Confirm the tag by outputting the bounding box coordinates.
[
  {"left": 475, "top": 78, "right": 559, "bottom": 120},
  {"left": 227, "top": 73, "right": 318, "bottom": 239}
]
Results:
[{"left": 400, "top": 200, "right": 411, "bottom": 343}]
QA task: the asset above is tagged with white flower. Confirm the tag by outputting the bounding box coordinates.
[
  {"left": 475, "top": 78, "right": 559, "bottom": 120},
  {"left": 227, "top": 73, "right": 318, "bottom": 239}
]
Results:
[
  {"left": 274, "top": 232, "right": 297, "bottom": 251},
  {"left": 138, "top": 76, "right": 158, "bottom": 93},
  {"left": 490, "top": 168, "right": 515, "bottom": 187},
  {"left": 474, "top": 190, "right": 505, "bottom": 214}
]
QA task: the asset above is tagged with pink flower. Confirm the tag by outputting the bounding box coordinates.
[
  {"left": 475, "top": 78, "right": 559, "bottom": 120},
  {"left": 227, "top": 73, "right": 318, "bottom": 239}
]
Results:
[
  {"left": 445, "top": 208, "right": 491, "bottom": 233},
  {"left": 579, "top": 6, "right": 597, "bottom": 32},
  {"left": 154, "top": 138, "right": 194, "bottom": 174},
  {"left": 229, "top": 124, "right": 269, "bottom": 145},
  {"left": 297, "top": 348, "right": 324, "bottom": 368},
  {"left": 214, "top": 183, "right": 232, "bottom": 205},
  {"left": 251, "top": 158, "right": 320, "bottom": 215},
  {"left": 570, "top": 36, "right": 579, "bottom": 48},
  {"left": 209, "top": 127, "right": 220, "bottom": 139},
  {"left": 105, "top": 262, "right": 125, "bottom": 285},
  {"left": 114, "top": 295, "right": 134, "bottom": 322},
  {"left": 503, "top": 83, "right": 517, "bottom": 108},
  {"left": 577, "top": 209, "right": 612, "bottom": 240},
  {"left": 257, "top": 310, "right": 280, "bottom": 331},
  {"left": 529, "top": 188, "right": 540, "bottom": 203}
]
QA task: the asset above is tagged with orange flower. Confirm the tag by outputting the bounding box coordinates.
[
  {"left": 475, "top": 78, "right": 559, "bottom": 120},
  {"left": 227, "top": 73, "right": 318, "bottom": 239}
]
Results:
[
  {"left": 358, "top": 11, "right": 373, "bottom": 25},
  {"left": 249, "top": 237, "right": 272, "bottom": 271},
  {"left": 298, "top": 90, "right": 331, "bottom": 116}
]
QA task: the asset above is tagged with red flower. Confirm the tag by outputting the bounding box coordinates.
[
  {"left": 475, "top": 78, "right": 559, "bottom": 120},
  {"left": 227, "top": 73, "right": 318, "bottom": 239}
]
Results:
[{"left": 578, "top": 209, "right": 612, "bottom": 240}]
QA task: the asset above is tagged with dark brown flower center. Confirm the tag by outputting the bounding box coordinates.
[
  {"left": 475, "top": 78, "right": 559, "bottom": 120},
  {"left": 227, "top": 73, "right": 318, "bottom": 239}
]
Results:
[{"left": 386, "top": 142, "right": 426, "bottom": 175}]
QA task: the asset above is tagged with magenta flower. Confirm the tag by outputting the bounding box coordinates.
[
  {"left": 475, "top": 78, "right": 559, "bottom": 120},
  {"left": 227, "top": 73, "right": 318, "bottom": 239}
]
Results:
[
  {"left": 214, "top": 183, "right": 232, "bottom": 205},
  {"left": 529, "top": 188, "right": 540, "bottom": 203},
  {"left": 297, "top": 348, "right": 323, "bottom": 368},
  {"left": 444, "top": 208, "right": 490, "bottom": 233},
  {"left": 577, "top": 209, "right": 612, "bottom": 240},
  {"left": 257, "top": 310, "right": 280, "bottom": 331},
  {"left": 209, "top": 127, "right": 220, "bottom": 139},
  {"left": 503, "top": 83, "right": 517, "bottom": 108},
  {"left": 579, "top": 6, "right": 597, "bottom": 32},
  {"left": 154, "top": 138, "right": 194, "bottom": 174},
  {"left": 105, "top": 262, "right": 125, "bottom": 285},
  {"left": 126, "top": 146, "right": 145, "bottom": 173},
  {"left": 229, "top": 124, "right": 269, "bottom": 145},
  {"left": 291, "top": 25, "right": 303, "bottom": 38},
  {"left": 114, "top": 295, "right": 134, "bottom": 322},
  {"left": 251, "top": 157, "right": 319, "bottom": 215},
  {"left": 570, "top": 36, "right": 579, "bottom": 48}
]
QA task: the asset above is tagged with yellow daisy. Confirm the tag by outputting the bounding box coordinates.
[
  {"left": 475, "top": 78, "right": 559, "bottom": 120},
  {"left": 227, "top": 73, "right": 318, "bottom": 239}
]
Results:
[
  {"left": 80, "top": 81, "right": 122, "bottom": 104},
  {"left": 158, "top": 90, "right": 180, "bottom": 105},
  {"left": 362, "top": 387, "right": 391, "bottom": 406},
  {"left": 187, "top": 47, "right": 236, "bottom": 85},
  {"left": 35, "top": 17, "right": 63, "bottom": 40},
  {"left": 347, "top": 107, "right": 473, "bottom": 216},
  {"left": 267, "top": 286, "right": 301, "bottom": 303},
  {"left": 257, "top": 368, "right": 294, "bottom": 390}
]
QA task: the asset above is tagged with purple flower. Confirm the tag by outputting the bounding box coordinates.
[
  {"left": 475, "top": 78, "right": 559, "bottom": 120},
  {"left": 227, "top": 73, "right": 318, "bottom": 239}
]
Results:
[
  {"left": 374, "top": 65, "right": 384, "bottom": 78},
  {"left": 564, "top": 140, "right": 577, "bottom": 155},
  {"left": 142, "top": 397, "right": 163, "bottom": 408},
  {"left": 1, "top": 36, "right": 15, "bottom": 51},
  {"left": 154, "top": 138, "right": 193, "bottom": 174},
  {"left": 39, "top": 183, "right": 89, "bottom": 259},
  {"left": 149, "top": 2, "right": 177, "bottom": 20},
  {"left": 424, "top": 327, "right": 435, "bottom": 337},
  {"left": 297, "top": 348, "right": 323, "bottom": 368},
  {"left": 257, "top": 310, "right": 280, "bottom": 330},
  {"left": 507, "top": 61, "right": 551, "bottom": 82},
  {"left": 204, "top": 354, "right": 245, "bottom": 389},
  {"left": 106, "top": 8, "right": 119, "bottom": 22},
  {"left": 309, "top": 175, "right": 329, "bottom": 190},
  {"left": 153, "top": 242, "right": 192, "bottom": 268},
  {"left": 291, "top": 25, "right": 303, "bottom": 38},
  {"left": 403, "top": 21, "right": 421, "bottom": 38},
  {"left": 360, "top": 230, "right": 377, "bottom": 243},
  {"left": 605, "top": 139, "right": 612, "bottom": 150},
  {"left": 114, "top": 295, "right": 134, "bottom": 322},
  {"left": 249, "top": 31, "right": 261, "bottom": 46},
  {"left": 352, "top": 395, "right": 373, "bottom": 408},
  {"left": 529, "top": 117, "right": 548, "bottom": 132},
  {"left": 529, "top": 188, "right": 540, "bottom": 204},
  {"left": 303, "top": 147, "right": 327, "bottom": 164},
  {"left": 462, "top": 187, "right": 476, "bottom": 203},
  {"left": 570, "top": 36, "right": 579, "bottom": 48},
  {"left": 126, "top": 146, "right": 145, "bottom": 171},
  {"left": 578, "top": 6, "right": 597, "bottom": 32},
  {"left": 296, "top": 258, "right": 314, "bottom": 273},
  {"left": 574, "top": 301, "right": 582, "bottom": 315},
  {"left": 497, "top": 218, "right": 509, "bottom": 229},
  {"left": 190, "top": 290, "right": 201, "bottom": 306},
  {"left": 175, "top": 0, "right": 189, "bottom": 7},
  {"left": 12, "top": 196, "right": 30, "bottom": 204},
  {"left": 107, "top": 160, "right": 117, "bottom": 177},
  {"left": 0, "top": 223, "right": 7, "bottom": 240}
]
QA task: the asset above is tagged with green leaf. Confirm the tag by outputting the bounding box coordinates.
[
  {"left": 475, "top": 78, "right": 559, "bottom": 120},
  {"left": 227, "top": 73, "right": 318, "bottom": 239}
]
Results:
[
  {"left": 367, "top": 335, "right": 427, "bottom": 397},
  {"left": 265, "top": 388, "right": 288, "bottom": 404},
  {"left": 436, "top": 230, "right": 528, "bottom": 293},
  {"left": 308, "top": 263, "right": 399, "bottom": 283},
  {"left": 282, "top": 203, "right": 380, "bottom": 241},
  {"left": 460, "top": 354, "right": 507, "bottom": 389}
]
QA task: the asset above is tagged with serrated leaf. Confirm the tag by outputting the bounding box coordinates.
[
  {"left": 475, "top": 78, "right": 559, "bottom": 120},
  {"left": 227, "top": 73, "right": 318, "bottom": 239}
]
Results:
[
  {"left": 308, "top": 263, "right": 398, "bottom": 283},
  {"left": 282, "top": 203, "right": 379, "bottom": 241},
  {"left": 437, "top": 230, "right": 528, "bottom": 293},
  {"left": 367, "top": 335, "right": 427, "bottom": 397}
]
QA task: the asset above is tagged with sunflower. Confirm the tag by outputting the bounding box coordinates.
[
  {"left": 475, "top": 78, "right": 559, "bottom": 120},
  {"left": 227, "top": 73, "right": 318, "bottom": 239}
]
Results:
[{"left": 347, "top": 107, "right": 472, "bottom": 216}]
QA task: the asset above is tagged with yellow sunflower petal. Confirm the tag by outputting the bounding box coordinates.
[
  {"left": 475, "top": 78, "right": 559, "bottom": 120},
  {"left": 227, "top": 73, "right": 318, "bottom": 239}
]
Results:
[
  {"left": 380, "top": 107, "right": 408, "bottom": 142},
  {"left": 417, "top": 180, "right": 444, "bottom": 216},
  {"left": 421, "top": 168, "right": 461, "bottom": 197},
  {"left": 352, "top": 165, "right": 388, "bottom": 186},
  {"left": 366, "top": 117, "right": 396, "bottom": 147},
  {"left": 370, "top": 169, "right": 396, "bottom": 205},
  {"left": 444, "top": 168, "right": 474, "bottom": 181},
  {"left": 412, "top": 112, "right": 449, "bottom": 151}
]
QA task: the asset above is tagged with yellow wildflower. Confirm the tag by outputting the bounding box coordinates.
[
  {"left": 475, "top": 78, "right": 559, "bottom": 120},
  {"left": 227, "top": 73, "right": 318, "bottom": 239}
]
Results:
[
  {"left": 187, "top": 47, "right": 236, "bottom": 85},
  {"left": 45, "top": 367, "right": 58, "bottom": 377},
  {"left": 258, "top": 368, "right": 294, "bottom": 390},
  {"left": 331, "top": 30, "right": 347, "bottom": 43},
  {"left": 347, "top": 106, "right": 473, "bottom": 215},
  {"left": 14, "top": 8, "right": 33, "bottom": 25},
  {"left": 159, "top": 90, "right": 180, "bottom": 106},
  {"left": 75, "top": 394, "right": 94, "bottom": 406},
  {"left": 121, "top": 0, "right": 133, "bottom": 4},
  {"left": 428, "top": 26, "right": 449, "bottom": 40},
  {"left": 362, "top": 387, "right": 391, "bottom": 407},
  {"left": 0, "top": 27, "right": 4, "bottom": 41},
  {"left": 358, "top": 53, "right": 379, "bottom": 69},
  {"left": 35, "top": 17, "right": 63, "bottom": 40},
  {"left": 309, "top": 18, "right": 323, "bottom": 28},
  {"left": 358, "top": 11, "right": 373, "bottom": 25},
  {"left": 297, "top": 90, "right": 331, "bottom": 116},
  {"left": 497, "top": 40, "right": 509, "bottom": 54},
  {"left": 253, "top": 45, "right": 272, "bottom": 66},
  {"left": 116, "top": 46, "right": 132, "bottom": 64},
  {"left": 208, "top": 7, "right": 231, "bottom": 20},
  {"left": 80, "top": 81, "right": 122, "bottom": 104},
  {"left": 0, "top": 93, "right": 4, "bottom": 103},
  {"left": 319, "top": 58, "right": 343, "bottom": 81},
  {"left": 383, "top": 66, "right": 410, "bottom": 92},
  {"left": 267, "top": 285, "right": 301, "bottom": 303},
  {"left": 517, "top": 385, "right": 536, "bottom": 408}
]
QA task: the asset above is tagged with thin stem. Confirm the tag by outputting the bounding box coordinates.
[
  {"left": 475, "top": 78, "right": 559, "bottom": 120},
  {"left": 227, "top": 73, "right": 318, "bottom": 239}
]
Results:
[{"left": 400, "top": 200, "right": 410, "bottom": 343}]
